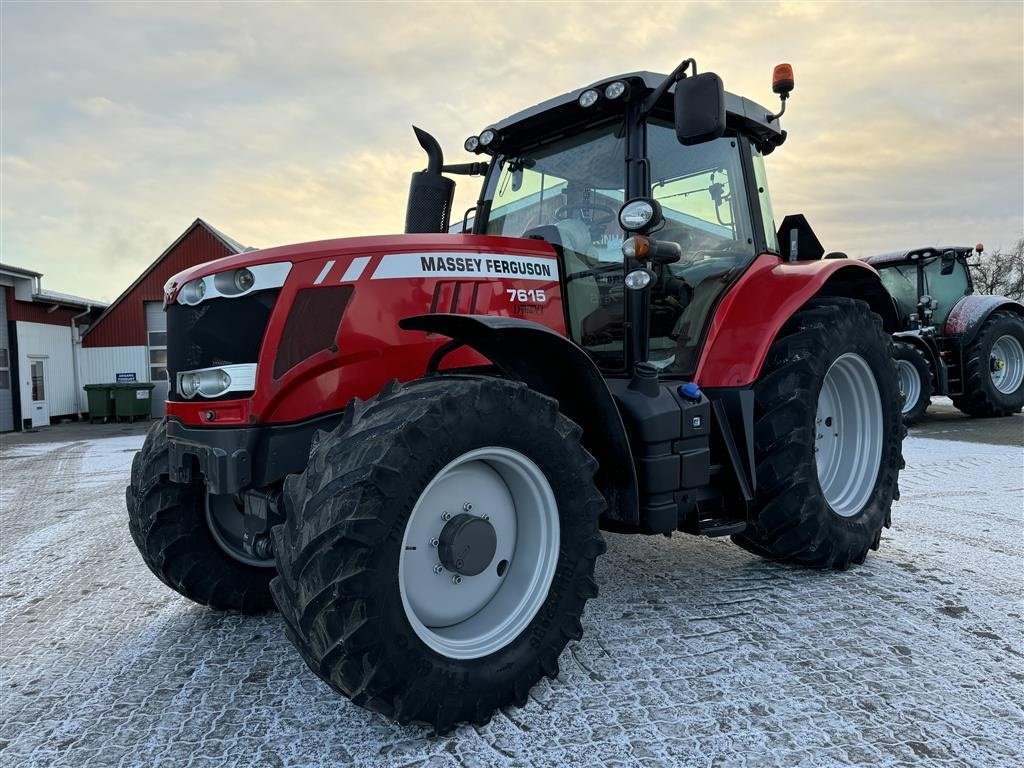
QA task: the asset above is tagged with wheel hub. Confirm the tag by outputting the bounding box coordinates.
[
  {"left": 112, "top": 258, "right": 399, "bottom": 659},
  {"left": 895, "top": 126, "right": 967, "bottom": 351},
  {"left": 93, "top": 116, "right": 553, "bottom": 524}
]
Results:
[
  {"left": 438, "top": 513, "right": 497, "bottom": 576},
  {"left": 990, "top": 334, "right": 1024, "bottom": 394}
]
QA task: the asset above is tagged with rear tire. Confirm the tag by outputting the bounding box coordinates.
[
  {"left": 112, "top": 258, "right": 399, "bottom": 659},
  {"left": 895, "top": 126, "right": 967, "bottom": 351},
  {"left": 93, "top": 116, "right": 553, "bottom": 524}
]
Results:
[
  {"left": 732, "top": 298, "right": 905, "bottom": 569},
  {"left": 271, "top": 376, "right": 606, "bottom": 733},
  {"left": 952, "top": 311, "right": 1024, "bottom": 417},
  {"left": 893, "top": 341, "right": 933, "bottom": 425},
  {"left": 126, "top": 419, "right": 275, "bottom": 613}
]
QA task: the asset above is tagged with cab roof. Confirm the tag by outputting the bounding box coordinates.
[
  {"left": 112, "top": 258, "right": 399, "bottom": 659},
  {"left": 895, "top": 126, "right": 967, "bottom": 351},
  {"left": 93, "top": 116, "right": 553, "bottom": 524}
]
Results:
[{"left": 489, "top": 70, "right": 786, "bottom": 153}]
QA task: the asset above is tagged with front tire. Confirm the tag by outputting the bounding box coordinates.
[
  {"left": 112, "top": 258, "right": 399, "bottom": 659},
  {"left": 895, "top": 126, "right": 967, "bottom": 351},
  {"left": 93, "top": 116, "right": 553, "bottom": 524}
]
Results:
[
  {"left": 126, "top": 419, "right": 276, "bottom": 613},
  {"left": 952, "top": 311, "right": 1024, "bottom": 417},
  {"left": 893, "top": 341, "right": 933, "bottom": 425},
  {"left": 271, "top": 377, "right": 606, "bottom": 732},
  {"left": 733, "top": 298, "right": 905, "bottom": 569}
]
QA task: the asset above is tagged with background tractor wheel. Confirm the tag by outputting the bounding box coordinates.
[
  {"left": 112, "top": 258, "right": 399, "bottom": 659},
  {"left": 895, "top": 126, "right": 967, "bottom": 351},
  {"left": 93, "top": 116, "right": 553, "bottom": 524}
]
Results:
[
  {"left": 893, "top": 341, "right": 933, "bottom": 425},
  {"left": 732, "top": 298, "right": 905, "bottom": 569},
  {"left": 126, "top": 419, "right": 276, "bottom": 613},
  {"left": 271, "top": 376, "right": 606, "bottom": 733},
  {"left": 952, "top": 311, "right": 1024, "bottom": 417}
]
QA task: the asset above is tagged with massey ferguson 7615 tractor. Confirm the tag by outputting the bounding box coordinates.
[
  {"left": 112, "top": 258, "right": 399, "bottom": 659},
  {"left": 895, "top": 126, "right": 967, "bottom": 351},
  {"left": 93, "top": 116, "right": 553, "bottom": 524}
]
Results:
[
  {"left": 860, "top": 246, "right": 1024, "bottom": 423},
  {"left": 126, "top": 59, "right": 905, "bottom": 731}
]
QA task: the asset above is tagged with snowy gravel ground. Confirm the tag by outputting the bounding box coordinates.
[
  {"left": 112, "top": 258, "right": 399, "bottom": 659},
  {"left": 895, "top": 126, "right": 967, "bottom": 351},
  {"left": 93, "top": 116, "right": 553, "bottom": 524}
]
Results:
[{"left": 1, "top": 427, "right": 1022, "bottom": 767}]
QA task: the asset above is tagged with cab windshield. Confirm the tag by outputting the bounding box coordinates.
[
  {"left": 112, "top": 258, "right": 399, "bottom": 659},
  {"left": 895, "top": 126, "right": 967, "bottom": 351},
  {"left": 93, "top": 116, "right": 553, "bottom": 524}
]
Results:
[
  {"left": 485, "top": 121, "right": 628, "bottom": 366},
  {"left": 483, "top": 118, "right": 763, "bottom": 374}
]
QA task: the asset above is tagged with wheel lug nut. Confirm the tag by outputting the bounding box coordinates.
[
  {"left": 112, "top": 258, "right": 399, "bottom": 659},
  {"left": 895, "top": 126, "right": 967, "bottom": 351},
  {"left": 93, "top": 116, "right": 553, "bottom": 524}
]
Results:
[
  {"left": 433, "top": 564, "right": 443, "bottom": 574},
  {"left": 429, "top": 537, "right": 439, "bottom": 548},
  {"left": 442, "top": 511, "right": 452, "bottom": 521},
  {"left": 463, "top": 502, "right": 473, "bottom": 512},
  {"left": 451, "top": 575, "right": 462, "bottom": 585}
]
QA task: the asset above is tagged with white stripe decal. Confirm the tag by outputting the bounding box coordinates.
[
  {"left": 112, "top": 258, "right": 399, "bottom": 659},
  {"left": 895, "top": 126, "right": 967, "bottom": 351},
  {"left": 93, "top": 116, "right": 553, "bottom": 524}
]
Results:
[
  {"left": 313, "top": 259, "right": 335, "bottom": 285},
  {"left": 340, "top": 256, "right": 372, "bottom": 282},
  {"left": 371, "top": 252, "right": 557, "bottom": 282}
]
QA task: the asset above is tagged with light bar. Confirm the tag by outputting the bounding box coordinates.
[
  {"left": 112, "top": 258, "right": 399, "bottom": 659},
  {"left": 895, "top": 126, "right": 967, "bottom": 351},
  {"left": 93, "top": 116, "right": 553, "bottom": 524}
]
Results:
[{"left": 176, "top": 262, "right": 292, "bottom": 306}]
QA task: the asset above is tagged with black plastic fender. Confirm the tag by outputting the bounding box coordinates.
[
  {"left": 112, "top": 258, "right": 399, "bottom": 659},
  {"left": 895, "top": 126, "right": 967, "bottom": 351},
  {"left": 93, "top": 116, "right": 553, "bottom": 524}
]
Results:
[
  {"left": 892, "top": 329, "right": 947, "bottom": 395},
  {"left": 399, "top": 313, "right": 640, "bottom": 525},
  {"left": 945, "top": 295, "right": 1024, "bottom": 347}
]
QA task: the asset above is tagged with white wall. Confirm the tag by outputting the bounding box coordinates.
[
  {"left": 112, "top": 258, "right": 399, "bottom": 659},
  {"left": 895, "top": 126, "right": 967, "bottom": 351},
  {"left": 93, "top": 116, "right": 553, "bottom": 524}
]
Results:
[
  {"left": 80, "top": 346, "right": 149, "bottom": 392},
  {"left": 15, "top": 321, "right": 77, "bottom": 421}
]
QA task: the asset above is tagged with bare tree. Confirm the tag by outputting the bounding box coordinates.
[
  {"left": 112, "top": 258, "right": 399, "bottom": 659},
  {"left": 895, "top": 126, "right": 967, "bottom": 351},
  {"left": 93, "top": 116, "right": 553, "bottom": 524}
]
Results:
[{"left": 969, "top": 237, "right": 1024, "bottom": 300}]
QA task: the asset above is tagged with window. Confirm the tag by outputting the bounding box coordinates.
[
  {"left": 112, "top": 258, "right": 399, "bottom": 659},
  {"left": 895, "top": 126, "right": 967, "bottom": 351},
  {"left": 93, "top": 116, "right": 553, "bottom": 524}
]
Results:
[
  {"left": 750, "top": 146, "right": 779, "bottom": 252},
  {"left": 0, "top": 349, "right": 9, "bottom": 390},
  {"left": 485, "top": 121, "right": 628, "bottom": 367},
  {"left": 646, "top": 123, "right": 757, "bottom": 373},
  {"left": 148, "top": 330, "right": 167, "bottom": 383},
  {"left": 877, "top": 264, "right": 919, "bottom": 313},
  {"left": 30, "top": 360, "right": 45, "bottom": 401},
  {"left": 922, "top": 256, "right": 971, "bottom": 327}
]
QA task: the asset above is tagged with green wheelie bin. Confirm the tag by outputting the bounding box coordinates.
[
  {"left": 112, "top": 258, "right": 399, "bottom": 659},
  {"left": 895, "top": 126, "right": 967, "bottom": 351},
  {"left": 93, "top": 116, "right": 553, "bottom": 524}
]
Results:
[
  {"left": 83, "top": 384, "right": 115, "bottom": 423},
  {"left": 112, "top": 382, "right": 156, "bottom": 423}
]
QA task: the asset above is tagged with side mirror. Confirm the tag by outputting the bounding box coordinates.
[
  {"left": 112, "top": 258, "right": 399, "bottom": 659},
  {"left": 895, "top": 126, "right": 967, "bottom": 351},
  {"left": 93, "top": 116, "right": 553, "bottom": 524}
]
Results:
[
  {"left": 674, "top": 72, "right": 726, "bottom": 146},
  {"left": 940, "top": 251, "right": 956, "bottom": 275}
]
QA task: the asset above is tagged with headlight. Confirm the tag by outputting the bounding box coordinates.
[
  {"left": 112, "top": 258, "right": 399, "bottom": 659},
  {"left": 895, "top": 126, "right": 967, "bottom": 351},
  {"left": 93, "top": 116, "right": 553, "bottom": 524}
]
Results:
[
  {"left": 624, "top": 269, "right": 653, "bottom": 290},
  {"left": 464, "top": 135, "right": 480, "bottom": 152},
  {"left": 578, "top": 89, "right": 599, "bottom": 108},
  {"left": 179, "top": 278, "right": 206, "bottom": 305},
  {"left": 233, "top": 268, "right": 255, "bottom": 292},
  {"left": 179, "top": 372, "right": 200, "bottom": 399},
  {"left": 618, "top": 199, "right": 661, "bottom": 232},
  {"left": 177, "top": 368, "right": 233, "bottom": 399},
  {"left": 604, "top": 81, "right": 627, "bottom": 100},
  {"left": 479, "top": 129, "right": 497, "bottom": 147}
]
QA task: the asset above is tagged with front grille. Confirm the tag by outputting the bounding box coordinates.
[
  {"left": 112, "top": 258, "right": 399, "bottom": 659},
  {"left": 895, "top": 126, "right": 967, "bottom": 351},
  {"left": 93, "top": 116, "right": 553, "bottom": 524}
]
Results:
[{"left": 167, "top": 289, "right": 279, "bottom": 401}]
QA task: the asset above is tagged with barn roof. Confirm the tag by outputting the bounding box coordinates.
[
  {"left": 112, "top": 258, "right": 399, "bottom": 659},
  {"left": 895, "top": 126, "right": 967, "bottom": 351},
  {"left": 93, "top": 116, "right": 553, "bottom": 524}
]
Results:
[{"left": 84, "top": 218, "right": 248, "bottom": 339}]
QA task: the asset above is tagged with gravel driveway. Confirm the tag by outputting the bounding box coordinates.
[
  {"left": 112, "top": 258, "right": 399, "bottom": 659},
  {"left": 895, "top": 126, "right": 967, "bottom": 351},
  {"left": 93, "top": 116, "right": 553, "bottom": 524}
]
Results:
[{"left": 1, "top": 421, "right": 1021, "bottom": 767}]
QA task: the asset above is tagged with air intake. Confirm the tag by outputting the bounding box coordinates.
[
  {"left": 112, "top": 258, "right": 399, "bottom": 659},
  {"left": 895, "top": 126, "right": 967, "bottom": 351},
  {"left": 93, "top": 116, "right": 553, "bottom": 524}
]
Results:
[{"left": 273, "top": 285, "right": 353, "bottom": 378}]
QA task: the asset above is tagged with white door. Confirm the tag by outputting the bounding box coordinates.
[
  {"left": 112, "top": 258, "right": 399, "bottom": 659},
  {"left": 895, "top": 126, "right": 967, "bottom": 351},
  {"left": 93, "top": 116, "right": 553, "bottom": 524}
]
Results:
[
  {"left": 29, "top": 357, "right": 49, "bottom": 428},
  {"left": 145, "top": 301, "right": 168, "bottom": 418}
]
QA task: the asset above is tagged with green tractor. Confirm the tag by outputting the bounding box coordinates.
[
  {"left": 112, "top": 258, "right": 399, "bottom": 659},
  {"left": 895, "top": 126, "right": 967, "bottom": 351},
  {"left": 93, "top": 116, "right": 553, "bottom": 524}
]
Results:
[{"left": 861, "top": 245, "right": 1024, "bottom": 423}]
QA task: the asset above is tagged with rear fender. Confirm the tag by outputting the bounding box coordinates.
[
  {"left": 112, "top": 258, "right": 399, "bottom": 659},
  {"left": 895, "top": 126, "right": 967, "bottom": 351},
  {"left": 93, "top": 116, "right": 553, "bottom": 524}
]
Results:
[
  {"left": 696, "top": 254, "right": 899, "bottom": 387},
  {"left": 944, "top": 295, "right": 1024, "bottom": 346},
  {"left": 399, "top": 313, "right": 639, "bottom": 524}
]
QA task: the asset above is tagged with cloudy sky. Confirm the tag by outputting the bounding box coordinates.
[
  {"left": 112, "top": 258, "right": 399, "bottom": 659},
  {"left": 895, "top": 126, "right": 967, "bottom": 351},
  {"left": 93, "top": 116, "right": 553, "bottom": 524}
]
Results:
[{"left": 2, "top": 1, "right": 1022, "bottom": 303}]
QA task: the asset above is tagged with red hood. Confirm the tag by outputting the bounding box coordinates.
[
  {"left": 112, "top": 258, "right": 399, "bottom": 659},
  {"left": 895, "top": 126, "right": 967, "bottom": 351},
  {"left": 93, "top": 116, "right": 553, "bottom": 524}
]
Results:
[{"left": 163, "top": 233, "right": 548, "bottom": 301}]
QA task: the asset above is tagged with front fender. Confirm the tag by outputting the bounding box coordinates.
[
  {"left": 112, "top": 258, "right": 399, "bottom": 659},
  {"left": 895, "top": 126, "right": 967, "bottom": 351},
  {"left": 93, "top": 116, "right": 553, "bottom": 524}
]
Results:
[
  {"left": 399, "top": 313, "right": 639, "bottom": 525},
  {"left": 945, "top": 295, "right": 1024, "bottom": 346},
  {"left": 695, "top": 254, "right": 896, "bottom": 387}
]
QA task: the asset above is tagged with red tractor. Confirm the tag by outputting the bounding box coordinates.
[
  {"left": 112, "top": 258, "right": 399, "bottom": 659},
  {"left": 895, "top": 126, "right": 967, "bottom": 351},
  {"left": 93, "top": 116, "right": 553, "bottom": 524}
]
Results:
[{"left": 127, "top": 60, "right": 905, "bottom": 732}]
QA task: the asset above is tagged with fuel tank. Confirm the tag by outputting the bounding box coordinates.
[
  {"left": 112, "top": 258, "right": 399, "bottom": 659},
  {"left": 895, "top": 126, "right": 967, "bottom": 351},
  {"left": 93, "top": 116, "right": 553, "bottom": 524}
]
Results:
[{"left": 163, "top": 234, "right": 566, "bottom": 426}]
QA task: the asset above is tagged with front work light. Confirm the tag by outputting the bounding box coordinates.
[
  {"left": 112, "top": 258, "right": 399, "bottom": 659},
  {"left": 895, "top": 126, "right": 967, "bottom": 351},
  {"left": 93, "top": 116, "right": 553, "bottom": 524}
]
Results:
[
  {"left": 479, "top": 129, "right": 497, "bottom": 147},
  {"left": 578, "top": 89, "right": 599, "bottom": 108},
  {"left": 464, "top": 135, "right": 480, "bottom": 152},
  {"left": 604, "top": 81, "right": 627, "bottom": 100},
  {"left": 233, "top": 268, "right": 255, "bottom": 292},
  {"left": 625, "top": 269, "right": 653, "bottom": 290},
  {"left": 180, "top": 278, "right": 207, "bottom": 306}
]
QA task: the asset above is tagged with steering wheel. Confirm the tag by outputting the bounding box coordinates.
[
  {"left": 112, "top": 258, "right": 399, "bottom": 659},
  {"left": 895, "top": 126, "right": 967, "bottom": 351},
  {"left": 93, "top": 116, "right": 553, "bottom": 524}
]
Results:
[
  {"left": 565, "top": 262, "right": 621, "bottom": 282},
  {"left": 555, "top": 202, "right": 616, "bottom": 227}
]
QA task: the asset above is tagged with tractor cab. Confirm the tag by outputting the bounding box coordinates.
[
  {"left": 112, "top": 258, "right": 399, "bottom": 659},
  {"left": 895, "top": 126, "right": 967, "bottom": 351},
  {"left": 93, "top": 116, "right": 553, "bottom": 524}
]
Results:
[
  {"left": 863, "top": 245, "right": 978, "bottom": 329},
  {"left": 411, "top": 64, "right": 790, "bottom": 375}
]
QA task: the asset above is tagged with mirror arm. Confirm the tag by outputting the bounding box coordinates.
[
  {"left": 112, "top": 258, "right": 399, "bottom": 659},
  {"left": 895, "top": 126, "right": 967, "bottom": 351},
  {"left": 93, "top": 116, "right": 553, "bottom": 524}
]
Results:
[
  {"left": 640, "top": 58, "right": 696, "bottom": 118},
  {"left": 440, "top": 162, "right": 489, "bottom": 176}
]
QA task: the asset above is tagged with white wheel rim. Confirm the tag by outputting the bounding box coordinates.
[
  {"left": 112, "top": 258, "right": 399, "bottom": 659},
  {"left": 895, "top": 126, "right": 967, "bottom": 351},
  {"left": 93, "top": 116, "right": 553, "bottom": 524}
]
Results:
[
  {"left": 398, "top": 447, "right": 559, "bottom": 660},
  {"left": 895, "top": 358, "right": 921, "bottom": 415},
  {"left": 990, "top": 334, "right": 1024, "bottom": 395},
  {"left": 815, "top": 353, "right": 884, "bottom": 517}
]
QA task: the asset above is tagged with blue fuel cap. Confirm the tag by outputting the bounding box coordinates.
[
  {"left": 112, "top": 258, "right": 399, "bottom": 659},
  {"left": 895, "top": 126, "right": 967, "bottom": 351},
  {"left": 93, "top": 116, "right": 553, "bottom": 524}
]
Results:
[{"left": 680, "top": 382, "right": 702, "bottom": 400}]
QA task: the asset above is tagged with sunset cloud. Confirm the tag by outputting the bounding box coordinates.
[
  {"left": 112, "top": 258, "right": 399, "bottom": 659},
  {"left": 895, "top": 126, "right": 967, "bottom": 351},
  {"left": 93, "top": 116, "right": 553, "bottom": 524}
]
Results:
[{"left": 2, "top": 1, "right": 1021, "bottom": 301}]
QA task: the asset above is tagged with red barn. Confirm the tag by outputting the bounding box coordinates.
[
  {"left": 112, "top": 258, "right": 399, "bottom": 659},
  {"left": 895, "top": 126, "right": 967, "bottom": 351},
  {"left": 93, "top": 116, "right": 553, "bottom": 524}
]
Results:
[{"left": 82, "top": 219, "right": 248, "bottom": 417}]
